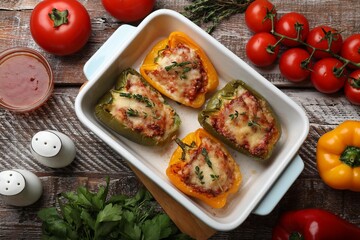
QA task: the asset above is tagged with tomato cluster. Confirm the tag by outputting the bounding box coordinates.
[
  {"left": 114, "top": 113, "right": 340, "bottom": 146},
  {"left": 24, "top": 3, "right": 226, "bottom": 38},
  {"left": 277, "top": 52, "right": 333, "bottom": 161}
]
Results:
[{"left": 244, "top": 0, "right": 360, "bottom": 105}]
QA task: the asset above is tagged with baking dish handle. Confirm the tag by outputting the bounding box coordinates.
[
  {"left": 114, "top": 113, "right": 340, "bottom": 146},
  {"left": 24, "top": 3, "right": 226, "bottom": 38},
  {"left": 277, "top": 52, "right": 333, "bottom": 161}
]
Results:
[
  {"left": 252, "top": 154, "right": 303, "bottom": 215},
  {"left": 83, "top": 24, "right": 304, "bottom": 216},
  {"left": 83, "top": 24, "right": 137, "bottom": 81}
]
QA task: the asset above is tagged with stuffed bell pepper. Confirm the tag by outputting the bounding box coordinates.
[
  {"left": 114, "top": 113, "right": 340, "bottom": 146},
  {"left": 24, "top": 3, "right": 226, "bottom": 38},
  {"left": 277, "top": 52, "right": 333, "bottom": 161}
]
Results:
[
  {"left": 198, "top": 80, "right": 281, "bottom": 160},
  {"left": 140, "top": 31, "right": 218, "bottom": 108},
  {"left": 95, "top": 68, "right": 181, "bottom": 146},
  {"left": 316, "top": 120, "right": 360, "bottom": 191},
  {"left": 166, "top": 128, "right": 242, "bottom": 208}
]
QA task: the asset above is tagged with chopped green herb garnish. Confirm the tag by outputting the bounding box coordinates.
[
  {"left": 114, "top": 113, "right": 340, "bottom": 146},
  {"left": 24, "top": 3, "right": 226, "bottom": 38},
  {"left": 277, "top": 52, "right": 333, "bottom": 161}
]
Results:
[
  {"left": 210, "top": 174, "right": 220, "bottom": 181},
  {"left": 229, "top": 110, "right": 239, "bottom": 120},
  {"left": 201, "top": 148, "right": 213, "bottom": 169},
  {"left": 201, "top": 148, "right": 223, "bottom": 191},
  {"left": 248, "top": 117, "right": 261, "bottom": 127},
  {"left": 119, "top": 92, "right": 132, "bottom": 98},
  {"left": 126, "top": 108, "right": 139, "bottom": 117},
  {"left": 180, "top": 66, "right": 192, "bottom": 79},
  {"left": 133, "top": 94, "right": 154, "bottom": 107},
  {"left": 120, "top": 92, "right": 154, "bottom": 108},
  {"left": 195, "top": 166, "right": 205, "bottom": 185},
  {"left": 165, "top": 61, "right": 192, "bottom": 71},
  {"left": 165, "top": 61, "right": 193, "bottom": 79},
  {"left": 142, "top": 112, "right": 148, "bottom": 119}
]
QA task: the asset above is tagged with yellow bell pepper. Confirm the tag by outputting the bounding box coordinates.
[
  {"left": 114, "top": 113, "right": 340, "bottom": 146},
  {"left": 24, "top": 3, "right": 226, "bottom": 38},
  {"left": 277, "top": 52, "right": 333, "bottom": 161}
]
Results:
[
  {"left": 140, "top": 31, "right": 218, "bottom": 108},
  {"left": 316, "top": 120, "right": 360, "bottom": 191},
  {"left": 166, "top": 128, "right": 242, "bottom": 208}
]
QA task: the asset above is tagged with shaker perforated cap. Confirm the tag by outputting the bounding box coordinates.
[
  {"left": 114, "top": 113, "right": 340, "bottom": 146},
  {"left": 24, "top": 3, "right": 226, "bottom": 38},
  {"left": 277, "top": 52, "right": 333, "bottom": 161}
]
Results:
[
  {"left": 0, "top": 170, "right": 25, "bottom": 196},
  {"left": 31, "top": 131, "right": 62, "bottom": 157}
]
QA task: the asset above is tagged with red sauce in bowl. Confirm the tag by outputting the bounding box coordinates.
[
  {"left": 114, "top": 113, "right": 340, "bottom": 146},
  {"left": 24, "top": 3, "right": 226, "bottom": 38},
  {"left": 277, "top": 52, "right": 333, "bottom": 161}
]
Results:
[{"left": 0, "top": 47, "right": 54, "bottom": 112}]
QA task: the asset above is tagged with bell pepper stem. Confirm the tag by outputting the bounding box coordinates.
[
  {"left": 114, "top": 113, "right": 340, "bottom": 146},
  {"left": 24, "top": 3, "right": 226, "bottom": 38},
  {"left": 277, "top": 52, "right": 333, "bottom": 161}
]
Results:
[
  {"left": 340, "top": 146, "right": 360, "bottom": 167},
  {"left": 289, "top": 232, "right": 304, "bottom": 240}
]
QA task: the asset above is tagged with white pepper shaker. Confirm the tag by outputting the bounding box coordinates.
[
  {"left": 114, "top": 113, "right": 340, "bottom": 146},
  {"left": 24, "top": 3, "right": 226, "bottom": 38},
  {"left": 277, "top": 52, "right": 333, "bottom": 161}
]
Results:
[
  {"left": 0, "top": 169, "right": 43, "bottom": 206},
  {"left": 31, "top": 130, "right": 76, "bottom": 168}
]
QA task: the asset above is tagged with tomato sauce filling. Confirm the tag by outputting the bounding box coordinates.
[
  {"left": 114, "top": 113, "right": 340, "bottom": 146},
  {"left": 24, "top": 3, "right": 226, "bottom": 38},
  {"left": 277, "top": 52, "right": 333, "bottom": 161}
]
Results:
[{"left": 147, "top": 43, "right": 208, "bottom": 104}]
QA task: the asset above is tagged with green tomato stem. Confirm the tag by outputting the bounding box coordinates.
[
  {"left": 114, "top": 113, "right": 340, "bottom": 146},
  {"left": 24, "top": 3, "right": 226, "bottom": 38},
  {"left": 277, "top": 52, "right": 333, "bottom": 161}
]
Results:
[
  {"left": 269, "top": 17, "right": 360, "bottom": 71},
  {"left": 48, "top": 8, "right": 69, "bottom": 28}
]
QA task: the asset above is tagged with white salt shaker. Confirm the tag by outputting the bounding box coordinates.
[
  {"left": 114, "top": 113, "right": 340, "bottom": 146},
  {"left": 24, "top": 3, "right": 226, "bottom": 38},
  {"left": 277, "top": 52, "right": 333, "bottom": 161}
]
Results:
[
  {"left": 0, "top": 169, "right": 43, "bottom": 206},
  {"left": 31, "top": 130, "right": 76, "bottom": 168}
]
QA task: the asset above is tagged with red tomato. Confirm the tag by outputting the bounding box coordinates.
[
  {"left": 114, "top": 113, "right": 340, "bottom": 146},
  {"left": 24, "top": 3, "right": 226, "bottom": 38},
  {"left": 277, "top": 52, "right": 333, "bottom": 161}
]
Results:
[
  {"left": 344, "top": 70, "right": 360, "bottom": 105},
  {"left": 245, "top": 0, "right": 277, "bottom": 33},
  {"left": 279, "top": 48, "right": 311, "bottom": 82},
  {"left": 246, "top": 32, "right": 279, "bottom": 67},
  {"left": 306, "top": 26, "right": 343, "bottom": 59},
  {"left": 341, "top": 34, "right": 360, "bottom": 69},
  {"left": 101, "top": 0, "right": 155, "bottom": 23},
  {"left": 30, "top": 0, "right": 91, "bottom": 56},
  {"left": 275, "top": 12, "right": 309, "bottom": 47},
  {"left": 310, "top": 58, "right": 347, "bottom": 93}
]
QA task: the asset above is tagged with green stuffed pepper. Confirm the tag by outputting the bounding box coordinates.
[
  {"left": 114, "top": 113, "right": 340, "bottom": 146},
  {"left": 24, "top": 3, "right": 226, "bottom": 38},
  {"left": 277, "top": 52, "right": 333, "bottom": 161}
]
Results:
[
  {"left": 95, "top": 68, "right": 181, "bottom": 146},
  {"left": 198, "top": 80, "right": 281, "bottom": 160}
]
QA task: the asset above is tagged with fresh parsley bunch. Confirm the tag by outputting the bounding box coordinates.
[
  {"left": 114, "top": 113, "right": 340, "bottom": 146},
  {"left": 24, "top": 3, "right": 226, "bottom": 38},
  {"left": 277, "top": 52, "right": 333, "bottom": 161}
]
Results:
[{"left": 38, "top": 178, "right": 191, "bottom": 240}]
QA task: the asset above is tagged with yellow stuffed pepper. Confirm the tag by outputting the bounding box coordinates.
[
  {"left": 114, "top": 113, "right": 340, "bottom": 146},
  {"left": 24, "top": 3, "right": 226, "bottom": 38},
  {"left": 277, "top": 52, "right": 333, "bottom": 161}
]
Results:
[
  {"left": 316, "top": 120, "right": 360, "bottom": 191},
  {"left": 166, "top": 128, "right": 242, "bottom": 208},
  {"left": 140, "top": 32, "right": 218, "bottom": 108}
]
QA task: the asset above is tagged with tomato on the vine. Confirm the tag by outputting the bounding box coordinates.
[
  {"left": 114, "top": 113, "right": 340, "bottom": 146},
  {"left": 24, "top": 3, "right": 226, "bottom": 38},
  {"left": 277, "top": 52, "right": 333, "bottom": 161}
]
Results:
[
  {"left": 245, "top": 0, "right": 277, "bottom": 33},
  {"left": 311, "top": 58, "right": 347, "bottom": 93},
  {"left": 30, "top": 0, "right": 91, "bottom": 56},
  {"left": 101, "top": 0, "right": 155, "bottom": 23},
  {"left": 246, "top": 32, "right": 279, "bottom": 67},
  {"left": 275, "top": 12, "right": 309, "bottom": 47},
  {"left": 344, "top": 70, "right": 360, "bottom": 105},
  {"left": 306, "top": 26, "right": 343, "bottom": 59},
  {"left": 341, "top": 34, "right": 360, "bottom": 69},
  {"left": 279, "top": 48, "right": 311, "bottom": 82}
]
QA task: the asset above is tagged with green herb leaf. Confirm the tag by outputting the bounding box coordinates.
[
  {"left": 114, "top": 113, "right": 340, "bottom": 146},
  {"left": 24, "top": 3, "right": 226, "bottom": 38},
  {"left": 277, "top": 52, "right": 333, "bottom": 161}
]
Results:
[
  {"left": 142, "top": 214, "right": 175, "bottom": 240},
  {"left": 195, "top": 166, "right": 205, "bottom": 185},
  {"left": 248, "top": 119, "right": 261, "bottom": 127},
  {"left": 120, "top": 92, "right": 154, "bottom": 108},
  {"left": 126, "top": 108, "right": 139, "bottom": 117},
  {"left": 183, "top": 0, "right": 254, "bottom": 34},
  {"left": 201, "top": 148, "right": 213, "bottom": 169},
  {"left": 229, "top": 110, "right": 239, "bottom": 120},
  {"left": 38, "top": 179, "right": 191, "bottom": 239}
]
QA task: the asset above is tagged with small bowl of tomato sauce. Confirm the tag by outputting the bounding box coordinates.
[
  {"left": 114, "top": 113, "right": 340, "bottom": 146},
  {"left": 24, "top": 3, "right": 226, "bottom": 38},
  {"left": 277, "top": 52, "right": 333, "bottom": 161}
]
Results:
[{"left": 0, "top": 47, "right": 54, "bottom": 112}]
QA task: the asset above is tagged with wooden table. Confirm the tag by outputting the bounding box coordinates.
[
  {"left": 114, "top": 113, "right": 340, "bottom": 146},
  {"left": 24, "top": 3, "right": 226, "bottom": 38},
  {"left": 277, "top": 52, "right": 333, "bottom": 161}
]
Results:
[{"left": 1, "top": 0, "right": 360, "bottom": 239}]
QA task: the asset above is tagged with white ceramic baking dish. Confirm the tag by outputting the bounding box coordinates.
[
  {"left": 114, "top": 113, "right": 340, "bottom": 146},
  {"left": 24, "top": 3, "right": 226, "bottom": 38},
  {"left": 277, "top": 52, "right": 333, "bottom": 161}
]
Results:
[{"left": 75, "top": 9, "right": 309, "bottom": 231}]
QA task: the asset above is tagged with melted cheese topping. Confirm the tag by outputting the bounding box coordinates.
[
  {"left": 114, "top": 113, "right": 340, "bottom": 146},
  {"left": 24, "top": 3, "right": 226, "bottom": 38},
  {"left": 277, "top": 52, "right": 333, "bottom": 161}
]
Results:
[
  {"left": 206, "top": 86, "right": 280, "bottom": 159},
  {"left": 106, "top": 73, "right": 177, "bottom": 141},
  {"left": 179, "top": 137, "right": 240, "bottom": 197},
  {"left": 146, "top": 43, "right": 207, "bottom": 105}
]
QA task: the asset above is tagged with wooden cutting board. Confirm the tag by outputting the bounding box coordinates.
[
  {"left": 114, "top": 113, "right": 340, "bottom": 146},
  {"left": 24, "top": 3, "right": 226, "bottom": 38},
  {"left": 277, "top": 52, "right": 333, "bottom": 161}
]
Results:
[{"left": 79, "top": 83, "right": 216, "bottom": 239}]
